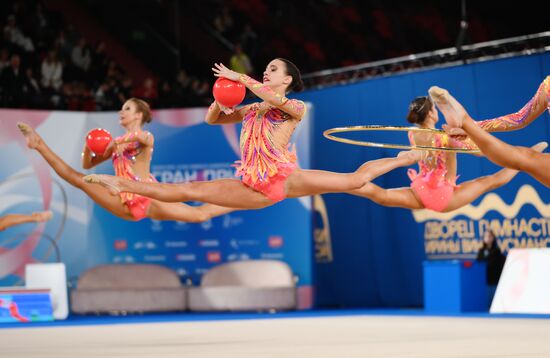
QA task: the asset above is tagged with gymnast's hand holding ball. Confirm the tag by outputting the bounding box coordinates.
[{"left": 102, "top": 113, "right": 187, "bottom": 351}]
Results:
[
  {"left": 212, "top": 62, "right": 246, "bottom": 113},
  {"left": 85, "top": 128, "right": 113, "bottom": 158}
]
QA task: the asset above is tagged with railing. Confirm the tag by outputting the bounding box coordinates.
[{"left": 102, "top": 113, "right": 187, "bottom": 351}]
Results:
[{"left": 302, "top": 31, "right": 550, "bottom": 90}]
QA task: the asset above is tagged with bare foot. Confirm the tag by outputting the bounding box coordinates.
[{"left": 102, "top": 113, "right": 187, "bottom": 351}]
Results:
[
  {"left": 83, "top": 174, "right": 121, "bottom": 195},
  {"left": 428, "top": 86, "right": 468, "bottom": 128},
  {"left": 32, "top": 211, "right": 53, "bottom": 222},
  {"left": 398, "top": 149, "right": 427, "bottom": 164},
  {"left": 17, "top": 122, "right": 42, "bottom": 149},
  {"left": 495, "top": 166, "right": 520, "bottom": 185},
  {"left": 532, "top": 141, "right": 548, "bottom": 153}
]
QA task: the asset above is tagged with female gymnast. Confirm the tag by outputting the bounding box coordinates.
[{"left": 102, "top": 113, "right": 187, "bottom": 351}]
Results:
[
  {"left": 348, "top": 94, "right": 546, "bottom": 212},
  {"left": 18, "top": 98, "right": 234, "bottom": 222},
  {"left": 429, "top": 83, "right": 550, "bottom": 187},
  {"left": 0, "top": 211, "right": 52, "bottom": 231},
  {"left": 84, "top": 59, "right": 421, "bottom": 208}
]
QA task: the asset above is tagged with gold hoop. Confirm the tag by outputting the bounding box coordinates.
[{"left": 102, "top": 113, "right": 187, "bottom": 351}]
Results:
[{"left": 323, "top": 125, "right": 480, "bottom": 154}]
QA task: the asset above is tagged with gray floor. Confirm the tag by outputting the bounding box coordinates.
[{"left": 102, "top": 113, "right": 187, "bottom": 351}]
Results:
[{"left": 2, "top": 315, "right": 550, "bottom": 357}]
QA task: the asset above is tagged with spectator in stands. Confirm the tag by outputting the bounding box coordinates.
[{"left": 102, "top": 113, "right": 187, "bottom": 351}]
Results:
[
  {"left": 213, "top": 6, "right": 234, "bottom": 37},
  {"left": 117, "top": 76, "right": 134, "bottom": 106},
  {"left": 157, "top": 80, "right": 175, "bottom": 108},
  {"left": 94, "top": 82, "right": 111, "bottom": 110},
  {"left": 54, "top": 30, "right": 72, "bottom": 61},
  {"left": 71, "top": 37, "right": 92, "bottom": 74},
  {"left": 1, "top": 54, "right": 25, "bottom": 107},
  {"left": 0, "top": 48, "right": 11, "bottom": 72},
  {"left": 3, "top": 14, "right": 34, "bottom": 52},
  {"left": 174, "top": 69, "right": 190, "bottom": 90},
  {"left": 22, "top": 67, "right": 43, "bottom": 108},
  {"left": 196, "top": 80, "right": 212, "bottom": 105},
  {"left": 90, "top": 41, "right": 108, "bottom": 82},
  {"left": 61, "top": 82, "right": 80, "bottom": 110},
  {"left": 133, "top": 77, "right": 158, "bottom": 105},
  {"left": 188, "top": 78, "right": 204, "bottom": 102},
  {"left": 27, "top": 2, "right": 51, "bottom": 50},
  {"left": 476, "top": 229, "right": 506, "bottom": 304},
  {"left": 229, "top": 43, "right": 253, "bottom": 75},
  {"left": 476, "top": 229, "right": 506, "bottom": 286},
  {"left": 105, "top": 59, "right": 121, "bottom": 80},
  {"left": 41, "top": 49, "right": 63, "bottom": 91},
  {"left": 172, "top": 69, "right": 191, "bottom": 106},
  {"left": 81, "top": 85, "right": 96, "bottom": 111},
  {"left": 239, "top": 23, "right": 258, "bottom": 58}
]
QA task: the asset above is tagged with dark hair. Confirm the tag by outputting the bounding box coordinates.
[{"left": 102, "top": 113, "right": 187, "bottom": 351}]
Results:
[
  {"left": 484, "top": 229, "right": 497, "bottom": 248},
  {"left": 277, "top": 58, "right": 304, "bottom": 93},
  {"left": 486, "top": 229, "right": 497, "bottom": 240},
  {"left": 128, "top": 97, "right": 152, "bottom": 124},
  {"left": 406, "top": 96, "right": 433, "bottom": 124}
]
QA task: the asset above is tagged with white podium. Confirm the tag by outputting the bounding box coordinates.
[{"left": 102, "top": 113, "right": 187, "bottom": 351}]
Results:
[
  {"left": 25, "top": 263, "right": 69, "bottom": 320},
  {"left": 490, "top": 248, "right": 550, "bottom": 314}
]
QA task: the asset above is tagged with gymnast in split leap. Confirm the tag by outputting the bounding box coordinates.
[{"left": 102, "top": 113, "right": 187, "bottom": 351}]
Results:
[
  {"left": 430, "top": 76, "right": 550, "bottom": 187},
  {"left": 18, "top": 98, "right": 234, "bottom": 222},
  {"left": 348, "top": 93, "right": 546, "bottom": 212},
  {"left": 84, "top": 59, "right": 420, "bottom": 208}
]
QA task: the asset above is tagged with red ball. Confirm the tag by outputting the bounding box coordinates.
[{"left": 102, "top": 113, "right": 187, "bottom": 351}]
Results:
[
  {"left": 212, "top": 77, "right": 246, "bottom": 107},
  {"left": 86, "top": 128, "right": 112, "bottom": 155}
]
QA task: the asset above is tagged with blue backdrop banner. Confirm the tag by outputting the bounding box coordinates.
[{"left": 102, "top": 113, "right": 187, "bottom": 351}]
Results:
[{"left": 299, "top": 53, "right": 550, "bottom": 308}]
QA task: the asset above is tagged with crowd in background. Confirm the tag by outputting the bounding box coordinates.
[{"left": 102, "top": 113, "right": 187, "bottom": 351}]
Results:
[{"left": 1, "top": 0, "right": 546, "bottom": 111}]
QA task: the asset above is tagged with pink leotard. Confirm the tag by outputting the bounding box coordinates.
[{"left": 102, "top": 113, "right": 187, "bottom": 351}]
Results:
[
  {"left": 234, "top": 101, "right": 305, "bottom": 202},
  {"left": 408, "top": 134, "right": 457, "bottom": 212},
  {"left": 112, "top": 133, "right": 156, "bottom": 220}
]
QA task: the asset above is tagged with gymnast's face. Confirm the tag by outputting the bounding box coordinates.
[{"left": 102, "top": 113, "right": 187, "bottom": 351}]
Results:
[
  {"left": 263, "top": 59, "right": 292, "bottom": 91},
  {"left": 119, "top": 100, "right": 143, "bottom": 128}
]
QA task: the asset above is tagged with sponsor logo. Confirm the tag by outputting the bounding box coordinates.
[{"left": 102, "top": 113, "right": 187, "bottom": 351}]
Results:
[
  {"left": 268, "top": 236, "right": 284, "bottom": 248},
  {"left": 165, "top": 241, "right": 188, "bottom": 248},
  {"left": 114, "top": 240, "right": 127, "bottom": 251},
  {"left": 223, "top": 215, "right": 244, "bottom": 229},
  {"left": 172, "top": 222, "right": 189, "bottom": 231},
  {"left": 134, "top": 241, "right": 157, "bottom": 250},
  {"left": 143, "top": 255, "right": 166, "bottom": 262},
  {"left": 260, "top": 253, "right": 284, "bottom": 259},
  {"left": 175, "top": 254, "right": 196, "bottom": 262},
  {"left": 199, "top": 239, "right": 219, "bottom": 247},
  {"left": 175, "top": 268, "right": 188, "bottom": 277},
  {"left": 201, "top": 219, "right": 213, "bottom": 231},
  {"left": 230, "top": 238, "right": 260, "bottom": 249},
  {"left": 113, "top": 255, "right": 135, "bottom": 263},
  {"left": 227, "top": 253, "right": 250, "bottom": 261},
  {"left": 195, "top": 268, "right": 210, "bottom": 275},
  {"left": 150, "top": 220, "right": 163, "bottom": 232},
  {"left": 207, "top": 251, "right": 222, "bottom": 263}
]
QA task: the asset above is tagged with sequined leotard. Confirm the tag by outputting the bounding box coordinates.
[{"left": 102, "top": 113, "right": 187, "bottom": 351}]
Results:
[
  {"left": 408, "top": 132, "right": 477, "bottom": 212},
  {"left": 233, "top": 75, "right": 306, "bottom": 202},
  {"left": 112, "top": 132, "right": 156, "bottom": 220}
]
